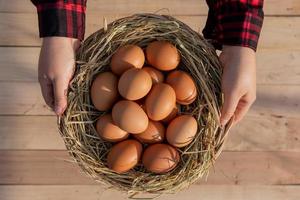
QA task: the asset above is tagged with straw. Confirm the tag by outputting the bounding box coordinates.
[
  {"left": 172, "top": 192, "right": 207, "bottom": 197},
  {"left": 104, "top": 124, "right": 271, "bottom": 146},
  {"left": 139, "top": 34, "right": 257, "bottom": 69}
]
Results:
[{"left": 58, "top": 13, "right": 233, "bottom": 197}]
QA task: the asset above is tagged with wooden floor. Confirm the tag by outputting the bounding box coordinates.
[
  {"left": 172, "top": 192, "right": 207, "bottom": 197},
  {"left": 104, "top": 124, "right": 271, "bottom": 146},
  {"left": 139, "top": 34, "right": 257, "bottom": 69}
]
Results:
[{"left": 1, "top": 0, "right": 300, "bottom": 199}]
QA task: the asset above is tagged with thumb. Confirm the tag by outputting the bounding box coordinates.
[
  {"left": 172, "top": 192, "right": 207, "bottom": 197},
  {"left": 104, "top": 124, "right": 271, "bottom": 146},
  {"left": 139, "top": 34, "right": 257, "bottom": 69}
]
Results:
[
  {"left": 220, "top": 91, "right": 240, "bottom": 127},
  {"left": 53, "top": 78, "right": 69, "bottom": 116}
]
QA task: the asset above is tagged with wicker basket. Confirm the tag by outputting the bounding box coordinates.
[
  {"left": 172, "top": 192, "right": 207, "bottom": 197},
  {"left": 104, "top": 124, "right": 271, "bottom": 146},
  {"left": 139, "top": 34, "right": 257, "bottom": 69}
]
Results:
[{"left": 58, "top": 13, "right": 233, "bottom": 197}]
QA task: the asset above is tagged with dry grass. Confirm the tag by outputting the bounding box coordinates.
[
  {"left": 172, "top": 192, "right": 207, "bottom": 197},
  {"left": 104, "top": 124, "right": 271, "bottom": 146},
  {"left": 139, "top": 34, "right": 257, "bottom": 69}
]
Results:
[{"left": 58, "top": 13, "right": 234, "bottom": 198}]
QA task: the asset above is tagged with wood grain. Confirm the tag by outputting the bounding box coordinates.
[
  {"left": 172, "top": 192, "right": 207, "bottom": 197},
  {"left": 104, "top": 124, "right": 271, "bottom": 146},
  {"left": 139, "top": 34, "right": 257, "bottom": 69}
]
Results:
[
  {"left": 0, "top": 185, "right": 300, "bottom": 200},
  {"left": 225, "top": 116, "right": 300, "bottom": 151},
  {"left": 203, "top": 151, "right": 300, "bottom": 185},
  {"left": 1, "top": 13, "right": 300, "bottom": 50},
  {"left": 0, "top": 13, "right": 41, "bottom": 46},
  {"left": 0, "top": 47, "right": 39, "bottom": 82},
  {"left": 0, "top": 82, "right": 53, "bottom": 115},
  {"left": 1, "top": 47, "right": 300, "bottom": 85},
  {"left": 0, "top": 150, "right": 299, "bottom": 185},
  {"left": 0, "top": 116, "right": 299, "bottom": 151},
  {"left": 0, "top": 116, "right": 64, "bottom": 150},
  {"left": 0, "top": 150, "right": 94, "bottom": 185},
  {"left": 256, "top": 49, "right": 300, "bottom": 85},
  {"left": 1, "top": 0, "right": 299, "bottom": 15},
  {"left": 1, "top": 82, "right": 299, "bottom": 117},
  {"left": 248, "top": 85, "right": 300, "bottom": 118}
]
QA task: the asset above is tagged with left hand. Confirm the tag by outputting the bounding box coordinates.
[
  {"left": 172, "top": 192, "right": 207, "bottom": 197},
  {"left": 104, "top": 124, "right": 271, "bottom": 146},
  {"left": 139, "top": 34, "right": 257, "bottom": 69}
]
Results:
[
  {"left": 219, "top": 45, "right": 257, "bottom": 127},
  {"left": 38, "top": 37, "right": 80, "bottom": 116}
]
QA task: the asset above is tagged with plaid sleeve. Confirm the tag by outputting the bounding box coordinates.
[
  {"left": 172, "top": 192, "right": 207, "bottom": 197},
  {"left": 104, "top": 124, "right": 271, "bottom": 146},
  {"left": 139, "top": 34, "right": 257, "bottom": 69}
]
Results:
[
  {"left": 203, "top": 0, "right": 264, "bottom": 51},
  {"left": 31, "top": 0, "right": 87, "bottom": 41}
]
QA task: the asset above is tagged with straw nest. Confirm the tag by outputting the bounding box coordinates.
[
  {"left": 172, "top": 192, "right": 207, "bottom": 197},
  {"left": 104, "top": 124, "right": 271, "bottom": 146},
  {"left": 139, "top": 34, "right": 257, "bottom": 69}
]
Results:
[{"left": 58, "top": 13, "right": 233, "bottom": 197}]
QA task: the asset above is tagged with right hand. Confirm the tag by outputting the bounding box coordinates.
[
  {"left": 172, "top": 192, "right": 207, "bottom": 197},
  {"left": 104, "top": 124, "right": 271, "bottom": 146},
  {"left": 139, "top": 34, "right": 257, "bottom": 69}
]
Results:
[
  {"left": 219, "top": 45, "right": 257, "bottom": 127},
  {"left": 38, "top": 37, "right": 80, "bottom": 116}
]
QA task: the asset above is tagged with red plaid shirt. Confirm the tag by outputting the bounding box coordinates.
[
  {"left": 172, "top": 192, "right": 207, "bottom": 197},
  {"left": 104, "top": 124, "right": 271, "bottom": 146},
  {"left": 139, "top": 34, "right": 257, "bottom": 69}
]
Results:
[{"left": 31, "top": 0, "right": 264, "bottom": 51}]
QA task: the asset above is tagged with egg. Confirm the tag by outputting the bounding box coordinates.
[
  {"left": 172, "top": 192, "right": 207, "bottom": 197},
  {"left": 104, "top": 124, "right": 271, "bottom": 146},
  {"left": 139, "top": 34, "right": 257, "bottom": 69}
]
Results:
[
  {"left": 166, "top": 70, "right": 197, "bottom": 105},
  {"left": 141, "top": 66, "right": 164, "bottom": 84},
  {"left": 96, "top": 113, "right": 129, "bottom": 142},
  {"left": 111, "top": 44, "right": 145, "bottom": 75},
  {"left": 145, "top": 83, "right": 176, "bottom": 121},
  {"left": 166, "top": 115, "right": 198, "bottom": 148},
  {"left": 107, "top": 139, "right": 143, "bottom": 173},
  {"left": 142, "top": 143, "right": 179, "bottom": 174},
  {"left": 177, "top": 87, "right": 197, "bottom": 105},
  {"left": 133, "top": 120, "right": 165, "bottom": 144},
  {"left": 112, "top": 100, "right": 149, "bottom": 134},
  {"left": 118, "top": 68, "right": 152, "bottom": 100},
  {"left": 161, "top": 104, "right": 181, "bottom": 124},
  {"left": 90, "top": 72, "right": 119, "bottom": 111},
  {"left": 146, "top": 41, "right": 180, "bottom": 71}
]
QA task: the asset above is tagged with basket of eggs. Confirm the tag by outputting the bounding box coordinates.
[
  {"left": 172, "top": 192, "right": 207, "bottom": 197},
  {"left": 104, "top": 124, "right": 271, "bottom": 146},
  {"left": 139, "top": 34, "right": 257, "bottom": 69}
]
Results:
[{"left": 58, "top": 13, "right": 233, "bottom": 197}]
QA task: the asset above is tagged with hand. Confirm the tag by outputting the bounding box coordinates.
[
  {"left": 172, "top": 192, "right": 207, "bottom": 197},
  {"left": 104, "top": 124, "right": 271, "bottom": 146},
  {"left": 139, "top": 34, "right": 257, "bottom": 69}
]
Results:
[
  {"left": 219, "top": 45, "right": 257, "bottom": 127},
  {"left": 38, "top": 37, "right": 80, "bottom": 116}
]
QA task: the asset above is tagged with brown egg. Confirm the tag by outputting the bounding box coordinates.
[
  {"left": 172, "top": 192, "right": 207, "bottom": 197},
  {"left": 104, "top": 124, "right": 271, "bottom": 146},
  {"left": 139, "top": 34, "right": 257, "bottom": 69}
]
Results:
[
  {"left": 145, "top": 83, "right": 176, "bottom": 121},
  {"left": 90, "top": 72, "right": 119, "bottom": 111},
  {"left": 146, "top": 41, "right": 180, "bottom": 71},
  {"left": 166, "top": 115, "right": 198, "bottom": 148},
  {"left": 118, "top": 68, "right": 152, "bottom": 100},
  {"left": 141, "top": 66, "right": 164, "bottom": 84},
  {"left": 107, "top": 139, "right": 143, "bottom": 173},
  {"left": 133, "top": 120, "right": 165, "bottom": 144},
  {"left": 112, "top": 100, "right": 149, "bottom": 134},
  {"left": 142, "top": 143, "right": 179, "bottom": 174},
  {"left": 166, "top": 70, "right": 197, "bottom": 104},
  {"left": 161, "top": 104, "right": 181, "bottom": 124},
  {"left": 96, "top": 113, "right": 129, "bottom": 142},
  {"left": 111, "top": 44, "right": 145, "bottom": 75},
  {"left": 177, "top": 87, "right": 197, "bottom": 105}
]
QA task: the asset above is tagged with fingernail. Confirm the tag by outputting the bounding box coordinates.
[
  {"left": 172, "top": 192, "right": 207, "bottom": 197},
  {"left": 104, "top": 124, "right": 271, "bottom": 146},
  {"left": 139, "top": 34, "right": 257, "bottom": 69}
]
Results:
[
  {"left": 54, "top": 106, "right": 63, "bottom": 115},
  {"left": 220, "top": 119, "right": 228, "bottom": 127}
]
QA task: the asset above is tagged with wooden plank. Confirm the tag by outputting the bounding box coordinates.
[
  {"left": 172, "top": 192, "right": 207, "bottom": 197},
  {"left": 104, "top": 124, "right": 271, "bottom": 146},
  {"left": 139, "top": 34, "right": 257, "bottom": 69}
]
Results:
[
  {"left": 2, "top": 47, "right": 300, "bottom": 85},
  {"left": 0, "top": 185, "right": 300, "bottom": 200},
  {"left": 205, "top": 151, "right": 300, "bottom": 185},
  {"left": 1, "top": 13, "right": 300, "bottom": 50},
  {"left": 256, "top": 49, "right": 300, "bottom": 85},
  {"left": 248, "top": 85, "right": 300, "bottom": 118},
  {"left": 0, "top": 116, "right": 65, "bottom": 150},
  {"left": 266, "top": 0, "right": 300, "bottom": 15},
  {"left": 1, "top": 82, "right": 299, "bottom": 117},
  {"left": 0, "top": 47, "right": 39, "bottom": 82},
  {"left": 0, "top": 150, "right": 94, "bottom": 185},
  {"left": 0, "top": 13, "right": 41, "bottom": 46},
  {"left": 0, "top": 116, "right": 299, "bottom": 151},
  {"left": 1, "top": 0, "right": 299, "bottom": 15},
  {"left": 0, "top": 150, "right": 299, "bottom": 185},
  {"left": 225, "top": 115, "right": 300, "bottom": 151},
  {"left": 0, "top": 82, "right": 53, "bottom": 115}
]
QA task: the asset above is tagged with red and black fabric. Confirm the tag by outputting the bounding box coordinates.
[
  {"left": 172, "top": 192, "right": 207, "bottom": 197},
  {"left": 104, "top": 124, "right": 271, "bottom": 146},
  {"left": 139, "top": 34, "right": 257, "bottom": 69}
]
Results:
[
  {"left": 31, "top": 0, "right": 264, "bottom": 51},
  {"left": 31, "top": 0, "right": 87, "bottom": 41},
  {"left": 203, "top": 0, "right": 264, "bottom": 51}
]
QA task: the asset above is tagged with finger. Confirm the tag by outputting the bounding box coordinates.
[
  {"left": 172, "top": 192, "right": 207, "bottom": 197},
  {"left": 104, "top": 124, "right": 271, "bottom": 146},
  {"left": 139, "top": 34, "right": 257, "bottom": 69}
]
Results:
[
  {"left": 233, "top": 93, "right": 256, "bottom": 125},
  {"left": 38, "top": 76, "right": 54, "bottom": 109},
  {"left": 220, "top": 91, "right": 240, "bottom": 127},
  {"left": 218, "top": 52, "right": 226, "bottom": 68},
  {"left": 52, "top": 78, "right": 69, "bottom": 116}
]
